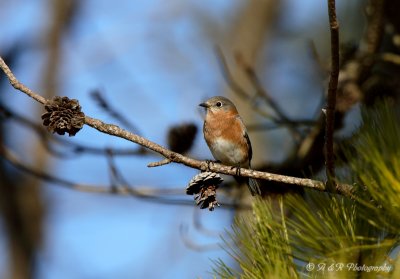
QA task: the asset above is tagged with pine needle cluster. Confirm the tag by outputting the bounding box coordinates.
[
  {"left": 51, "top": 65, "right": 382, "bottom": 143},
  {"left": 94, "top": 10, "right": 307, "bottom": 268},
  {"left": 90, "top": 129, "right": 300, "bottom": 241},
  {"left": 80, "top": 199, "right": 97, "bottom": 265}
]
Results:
[{"left": 213, "top": 102, "right": 400, "bottom": 278}]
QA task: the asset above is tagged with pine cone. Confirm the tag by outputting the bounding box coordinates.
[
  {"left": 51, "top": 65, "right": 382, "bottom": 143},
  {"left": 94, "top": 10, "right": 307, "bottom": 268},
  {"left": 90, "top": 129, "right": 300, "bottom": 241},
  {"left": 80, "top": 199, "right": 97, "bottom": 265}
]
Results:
[
  {"left": 41, "top": 96, "right": 85, "bottom": 136},
  {"left": 194, "top": 185, "right": 219, "bottom": 211},
  {"left": 186, "top": 172, "right": 222, "bottom": 211}
]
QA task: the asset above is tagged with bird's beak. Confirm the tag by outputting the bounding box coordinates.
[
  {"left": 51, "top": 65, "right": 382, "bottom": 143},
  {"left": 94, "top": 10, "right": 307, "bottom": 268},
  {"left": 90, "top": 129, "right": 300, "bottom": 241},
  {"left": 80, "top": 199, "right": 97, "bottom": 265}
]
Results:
[{"left": 199, "top": 102, "right": 208, "bottom": 108}]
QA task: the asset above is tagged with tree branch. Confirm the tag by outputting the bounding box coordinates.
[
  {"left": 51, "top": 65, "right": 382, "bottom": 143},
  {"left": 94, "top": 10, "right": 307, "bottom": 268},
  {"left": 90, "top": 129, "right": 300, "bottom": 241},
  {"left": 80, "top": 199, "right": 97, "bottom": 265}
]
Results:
[
  {"left": 0, "top": 102, "right": 147, "bottom": 157},
  {"left": 325, "top": 0, "right": 340, "bottom": 189},
  {"left": 0, "top": 58, "right": 47, "bottom": 104},
  {"left": 0, "top": 56, "right": 353, "bottom": 197},
  {"left": 0, "top": 144, "right": 246, "bottom": 209}
]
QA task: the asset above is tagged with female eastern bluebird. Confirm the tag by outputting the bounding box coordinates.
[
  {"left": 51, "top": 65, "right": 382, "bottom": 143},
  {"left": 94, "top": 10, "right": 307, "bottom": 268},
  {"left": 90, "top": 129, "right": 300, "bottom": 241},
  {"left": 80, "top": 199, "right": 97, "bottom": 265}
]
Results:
[{"left": 199, "top": 96, "right": 261, "bottom": 196}]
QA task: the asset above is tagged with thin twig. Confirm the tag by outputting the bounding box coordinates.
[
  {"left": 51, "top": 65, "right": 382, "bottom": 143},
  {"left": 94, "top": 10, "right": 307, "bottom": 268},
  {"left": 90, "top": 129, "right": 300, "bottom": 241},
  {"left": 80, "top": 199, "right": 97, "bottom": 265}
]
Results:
[
  {"left": 234, "top": 52, "right": 292, "bottom": 124},
  {"left": 179, "top": 224, "right": 222, "bottom": 251},
  {"left": 193, "top": 209, "right": 224, "bottom": 237},
  {"left": 364, "top": 0, "right": 385, "bottom": 56},
  {"left": 217, "top": 47, "right": 307, "bottom": 143},
  {"left": 0, "top": 144, "right": 245, "bottom": 209},
  {"left": 0, "top": 56, "right": 353, "bottom": 197},
  {"left": 307, "top": 39, "right": 330, "bottom": 79},
  {"left": 325, "top": 0, "right": 340, "bottom": 190},
  {"left": 0, "top": 102, "right": 147, "bottom": 157},
  {"left": 235, "top": 53, "right": 307, "bottom": 142},
  {"left": 91, "top": 89, "right": 142, "bottom": 135},
  {"left": 214, "top": 46, "right": 250, "bottom": 100},
  {"left": 215, "top": 46, "right": 280, "bottom": 121},
  {"left": 148, "top": 158, "right": 171, "bottom": 167},
  {"left": 247, "top": 119, "right": 315, "bottom": 132},
  {"left": 381, "top": 53, "right": 400, "bottom": 65},
  {"left": 105, "top": 149, "right": 119, "bottom": 192},
  {"left": 0, "top": 58, "right": 46, "bottom": 104}
]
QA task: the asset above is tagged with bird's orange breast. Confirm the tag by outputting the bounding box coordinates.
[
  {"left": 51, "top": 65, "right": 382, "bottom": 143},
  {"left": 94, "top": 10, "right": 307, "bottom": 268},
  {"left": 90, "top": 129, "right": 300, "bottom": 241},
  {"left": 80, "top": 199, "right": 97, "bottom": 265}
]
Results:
[{"left": 203, "top": 110, "right": 250, "bottom": 166}]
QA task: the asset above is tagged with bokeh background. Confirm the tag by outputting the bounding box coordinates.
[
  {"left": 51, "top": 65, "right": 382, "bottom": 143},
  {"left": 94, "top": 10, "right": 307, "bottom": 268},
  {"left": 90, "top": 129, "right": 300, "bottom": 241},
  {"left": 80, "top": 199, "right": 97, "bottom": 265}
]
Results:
[{"left": 0, "top": 0, "right": 369, "bottom": 278}]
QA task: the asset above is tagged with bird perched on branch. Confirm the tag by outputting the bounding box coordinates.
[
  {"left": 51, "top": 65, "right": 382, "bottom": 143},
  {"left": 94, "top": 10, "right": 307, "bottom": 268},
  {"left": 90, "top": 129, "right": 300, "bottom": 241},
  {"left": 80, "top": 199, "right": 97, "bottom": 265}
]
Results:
[{"left": 199, "top": 96, "right": 261, "bottom": 196}]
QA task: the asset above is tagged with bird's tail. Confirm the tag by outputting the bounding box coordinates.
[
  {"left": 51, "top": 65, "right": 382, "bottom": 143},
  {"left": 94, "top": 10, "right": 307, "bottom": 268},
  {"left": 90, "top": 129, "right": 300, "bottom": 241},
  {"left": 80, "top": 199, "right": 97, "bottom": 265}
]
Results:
[
  {"left": 247, "top": 178, "right": 261, "bottom": 196},
  {"left": 235, "top": 176, "right": 261, "bottom": 196}
]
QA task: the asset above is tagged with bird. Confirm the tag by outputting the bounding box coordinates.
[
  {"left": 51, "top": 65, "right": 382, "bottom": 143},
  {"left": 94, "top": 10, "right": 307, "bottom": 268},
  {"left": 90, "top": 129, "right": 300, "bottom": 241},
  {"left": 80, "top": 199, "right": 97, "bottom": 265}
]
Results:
[{"left": 199, "top": 96, "right": 261, "bottom": 196}]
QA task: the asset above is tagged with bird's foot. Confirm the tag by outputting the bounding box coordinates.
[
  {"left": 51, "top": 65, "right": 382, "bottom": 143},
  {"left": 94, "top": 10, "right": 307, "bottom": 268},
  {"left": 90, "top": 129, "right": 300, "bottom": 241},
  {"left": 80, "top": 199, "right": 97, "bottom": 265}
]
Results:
[
  {"left": 205, "top": 159, "right": 220, "bottom": 172},
  {"left": 231, "top": 165, "right": 241, "bottom": 177}
]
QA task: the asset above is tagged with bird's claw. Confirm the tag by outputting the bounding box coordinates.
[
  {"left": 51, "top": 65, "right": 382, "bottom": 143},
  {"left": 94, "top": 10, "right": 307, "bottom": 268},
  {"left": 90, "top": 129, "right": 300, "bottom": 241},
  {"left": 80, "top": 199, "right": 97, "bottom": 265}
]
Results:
[
  {"left": 205, "top": 159, "right": 220, "bottom": 172},
  {"left": 231, "top": 165, "right": 241, "bottom": 177}
]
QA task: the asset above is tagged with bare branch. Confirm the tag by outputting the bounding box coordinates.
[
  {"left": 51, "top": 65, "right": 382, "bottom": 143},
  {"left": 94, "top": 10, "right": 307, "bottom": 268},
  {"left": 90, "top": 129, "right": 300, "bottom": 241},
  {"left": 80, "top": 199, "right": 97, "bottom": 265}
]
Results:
[
  {"left": 214, "top": 46, "right": 250, "bottom": 100},
  {"left": 364, "top": 0, "right": 385, "bottom": 56},
  {"left": 0, "top": 102, "right": 148, "bottom": 157},
  {"left": 0, "top": 56, "right": 354, "bottom": 197},
  {"left": 234, "top": 52, "right": 305, "bottom": 142},
  {"left": 247, "top": 119, "right": 315, "bottom": 132},
  {"left": 1, "top": 144, "right": 247, "bottom": 209},
  {"left": 325, "top": 0, "right": 340, "bottom": 189},
  {"left": 216, "top": 46, "right": 287, "bottom": 123},
  {"left": 0, "top": 58, "right": 47, "bottom": 104},
  {"left": 91, "top": 89, "right": 142, "bottom": 135},
  {"left": 148, "top": 158, "right": 172, "bottom": 167}
]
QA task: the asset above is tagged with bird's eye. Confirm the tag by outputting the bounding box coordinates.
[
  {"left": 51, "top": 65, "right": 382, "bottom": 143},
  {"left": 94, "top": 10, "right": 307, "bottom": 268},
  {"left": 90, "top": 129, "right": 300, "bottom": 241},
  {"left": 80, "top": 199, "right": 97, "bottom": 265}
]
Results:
[{"left": 216, "top": 101, "right": 222, "bottom": 107}]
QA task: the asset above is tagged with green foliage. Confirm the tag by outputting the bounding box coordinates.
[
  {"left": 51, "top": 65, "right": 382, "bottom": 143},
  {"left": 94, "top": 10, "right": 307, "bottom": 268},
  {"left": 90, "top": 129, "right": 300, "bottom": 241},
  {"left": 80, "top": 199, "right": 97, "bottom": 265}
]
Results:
[
  {"left": 212, "top": 197, "right": 297, "bottom": 279},
  {"left": 348, "top": 102, "right": 400, "bottom": 232},
  {"left": 212, "top": 101, "right": 400, "bottom": 278}
]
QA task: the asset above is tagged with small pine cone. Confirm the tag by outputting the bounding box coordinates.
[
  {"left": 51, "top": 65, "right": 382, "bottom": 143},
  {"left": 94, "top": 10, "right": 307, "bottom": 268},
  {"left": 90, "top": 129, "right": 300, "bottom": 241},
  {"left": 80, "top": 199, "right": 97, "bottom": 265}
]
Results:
[
  {"left": 186, "top": 172, "right": 222, "bottom": 211},
  {"left": 194, "top": 185, "right": 219, "bottom": 211},
  {"left": 167, "top": 123, "right": 197, "bottom": 154},
  {"left": 186, "top": 172, "right": 223, "bottom": 195},
  {"left": 41, "top": 96, "right": 85, "bottom": 136}
]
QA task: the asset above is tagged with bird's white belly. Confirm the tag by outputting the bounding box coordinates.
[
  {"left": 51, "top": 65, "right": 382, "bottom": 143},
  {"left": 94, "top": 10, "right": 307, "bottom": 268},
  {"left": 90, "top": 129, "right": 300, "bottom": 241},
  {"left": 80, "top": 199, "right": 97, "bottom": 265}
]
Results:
[{"left": 210, "top": 138, "right": 246, "bottom": 166}]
